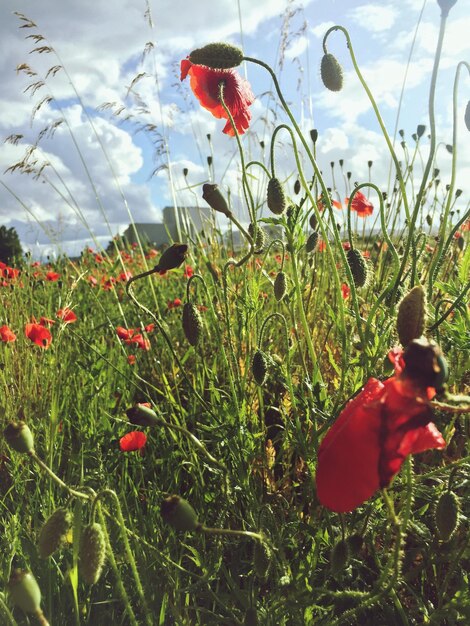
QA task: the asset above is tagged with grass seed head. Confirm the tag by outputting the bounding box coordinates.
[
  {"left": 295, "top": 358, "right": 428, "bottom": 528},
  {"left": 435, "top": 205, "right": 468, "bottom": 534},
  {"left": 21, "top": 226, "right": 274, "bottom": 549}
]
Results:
[
  {"left": 320, "top": 53, "right": 344, "bottom": 92},
  {"left": 397, "top": 285, "right": 427, "bottom": 346},
  {"left": 182, "top": 302, "right": 203, "bottom": 346},
  {"left": 189, "top": 43, "right": 244, "bottom": 69},
  {"left": 80, "top": 523, "right": 106, "bottom": 585},
  {"left": 38, "top": 508, "right": 72, "bottom": 558}
]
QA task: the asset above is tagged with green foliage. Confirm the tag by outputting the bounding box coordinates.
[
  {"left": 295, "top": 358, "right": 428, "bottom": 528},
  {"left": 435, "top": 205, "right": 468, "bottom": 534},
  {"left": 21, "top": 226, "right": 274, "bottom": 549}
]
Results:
[{"left": 0, "top": 225, "right": 23, "bottom": 264}]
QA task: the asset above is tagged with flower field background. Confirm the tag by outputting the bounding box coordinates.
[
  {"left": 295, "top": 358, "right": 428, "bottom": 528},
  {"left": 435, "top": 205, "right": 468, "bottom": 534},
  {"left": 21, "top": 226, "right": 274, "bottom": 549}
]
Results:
[{"left": 1, "top": 1, "right": 469, "bottom": 625}]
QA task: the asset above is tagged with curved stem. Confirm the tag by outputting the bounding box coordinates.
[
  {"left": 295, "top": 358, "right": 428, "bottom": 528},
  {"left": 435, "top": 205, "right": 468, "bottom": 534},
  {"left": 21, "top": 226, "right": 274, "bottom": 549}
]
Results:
[{"left": 28, "top": 450, "right": 90, "bottom": 500}]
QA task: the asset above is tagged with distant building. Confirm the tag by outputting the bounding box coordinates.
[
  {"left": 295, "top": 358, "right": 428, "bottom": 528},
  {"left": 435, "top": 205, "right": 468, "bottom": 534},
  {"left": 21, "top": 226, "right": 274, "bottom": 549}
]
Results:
[{"left": 122, "top": 205, "right": 213, "bottom": 247}]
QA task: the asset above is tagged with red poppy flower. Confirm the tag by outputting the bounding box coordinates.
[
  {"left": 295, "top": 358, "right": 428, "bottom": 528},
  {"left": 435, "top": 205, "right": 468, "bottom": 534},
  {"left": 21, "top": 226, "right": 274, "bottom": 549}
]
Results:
[
  {"left": 345, "top": 191, "right": 374, "bottom": 217},
  {"left": 0, "top": 325, "right": 16, "bottom": 342},
  {"left": 342, "top": 241, "right": 351, "bottom": 251},
  {"left": 25, "top": 323, "right": 52, "bottom": 349},
  {"left": 39, "top": 316, "right": 55, "bottom": 327},
  {"left": 316, "top": 356, "right": 445, "bottom": 513},
  {"left": 127, "top": 354, "right": 136, "bottom": 365},
  {"left": 317, "top": 195, "right": 342, "bottom": 212},
  {"left": 129, "top": 333, "right": 150, "bottom": 351},
  {"left": 45, "top": 271, "right": 60, "bottom": 281},
  {"left": 167, "top": 298, "right": 182, "bottom": 310},
  {"left": 57, "top": 307, "right": 77, "bottom": 324},
  {"left": 120, "top": 431, "right": 147, "bottom": 452},
  {"left": 116, "top": 326, "right": 134, "bottom": 340},
  {"left": 88, "top": 276, "right": 98, "bottom": 287},
  {"left": 183, "top": 265, "right": 194, "bottom": 279},
  {"left": 341, "top": 283, "right": 350, "bottom": 299},
  {"left": 181, "top": 59, "right": 254, "bottom": 136},
  {"left": 144, "top": 323, "right": 155, "bottom": 333},
  {"left": 118, "top": 271, "right": 133, "bottom": 282}
]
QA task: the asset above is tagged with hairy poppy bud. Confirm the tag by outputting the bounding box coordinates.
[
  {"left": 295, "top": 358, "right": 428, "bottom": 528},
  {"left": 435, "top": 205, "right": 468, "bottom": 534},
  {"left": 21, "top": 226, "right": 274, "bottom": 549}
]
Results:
[
  {"left": 309, "top": 213, "right": 318, "bottom": 230},
  {"left": 435, "top": 490, "right": 460, "bottom": 541},
  {"left": 465, "top": 101, "right": 470, "bottom": 132},
  {"left": 252, "top": 349, "right": 269, "bottom": 386},
  {"left": 189, "top": 43, "right": 244, "bottom": 69},
  {"left": 182, "top": 302, "right": 203, "bottom": 346},
  {"left": 4, "top": 421, "right": 34, "bottom": 453},
  {"left": 253, "top": 540, "right": 272, "bottom": 579},
  {"left": 126, "top": 404, "right": 160, "bottom": 427},
  {"left": 320, "top": 53, "right": 343, "bottom": 92},
  {"left": 161, "top": 495, "right": 200, "bottom": 532},
  {"left": 244, "top": 607, "right": 259, "bottom": 626},
  {"left": 346, "top": 248, "right": 369, "bottom": 287},
  {"left": 8, "top": 569, "right": 42, "bottom": 614},
  {"left": 426, "top": 214, "right": 432, "bottom": 226},
  {"left": 437, "top": 0, "right": 457, "bottom": 18},
  {"left": 274, "top": 271, "right": 287, "bottom": 301},
  {"left": 80, "top": 523, "right": 106, "bottom": 584},
  {"left": 155, "top": 243, "right": 188, "bottom": 273},
  {"left": 330, "top": 538, "right": 350, "bottom": 574},
  {"left": 294, "top": 179, "right": 301, "bottom": 194},
  {"left": 403, "top": 338, "right": 448, "bottom": 390},
  {"left": 306, "top": 231, "right": 319, "bottom": 253},
  {"left": 397, "top": 285, "right": 427, "bottom": 346},
  {"left": 248, "top": 223, "right": 267, "bottom": 252},
  {"left": 202, "top": 183, "right": 231, "bottom": 217},
  {"left": 267, "top": 178, "right": 287, "bottom": 215},
  {"left": 38, "top": 508, "right": 72, "bottom": 558}
]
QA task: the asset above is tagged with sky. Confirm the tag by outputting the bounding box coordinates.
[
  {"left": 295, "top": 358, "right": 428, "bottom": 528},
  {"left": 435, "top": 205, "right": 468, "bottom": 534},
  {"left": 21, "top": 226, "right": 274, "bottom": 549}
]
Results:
[{"left": 0, "top": 0, "right": 468, "bottom": 258}]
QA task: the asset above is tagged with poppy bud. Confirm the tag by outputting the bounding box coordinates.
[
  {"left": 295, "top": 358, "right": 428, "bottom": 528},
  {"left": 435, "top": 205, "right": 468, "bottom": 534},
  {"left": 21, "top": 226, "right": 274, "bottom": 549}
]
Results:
[
  {"left": 252, "top": 349, "right": 269, "bottom": 386},
  {"left": 274, "top": 271, "right": 287, "bottom": 301},
  {"left": 320, "top": 53, "right": 343, "bottom": 92},
  {"left": 455, "top": 188, "right": 462, "bottom": 197},
  {"left": 294, "top": 179, "right": 301, "bottom": 194},
  {"left": 126, "top": 404, "right": 160, "bottom": 427},
  {"left": 182, "top": 302, "right": 203, "bottom": 346},
  {"left": 330, "top": 538, "right": 350, "bottom": 575},
  {"left": 161, "top": 495, "right": 200, "bottom": 532},
  {"left": 397, "top": 285, "right": 427, "bottom": 347},
  {"left": 435, "top": 491, "right": 460, "bottom": 541},
  {"left": 253, "top": 540, "right": 272, "bottom": 579},
  {"left": 310, "top": 129, "right": 318, "bottom": 144},
  {"left": 189, "top": 42, "right": 244, "bottom": 69},
  {"left": 306, "top": 231, "right": 319, "bottom": 253},
  {"left": 437, "top": 0, "right": 457, "bottom": 18},
  {"left": 8, "top": 569, "right": 42, "bottom": 614},
  {"left": 80, "top": 523, "right": 106, "bottom": 584},
  {"left": 183, "top": 167, "right": 189, "bottom": 177},
  {"left": 465, "top": 101, "right": 470, "bottom": 132},
  {"left": 202, "top": 183, "right": 231, "bottom": 217},
  {"left": 248, "top": 223, "right": 267, "bottom": 252},
  {"left": 417, "top": 124, "right": 426, "bottom": 138},
  {"left": 426, "top": 214, "right": 432, "bottom": 226},
  {"left": 346, "top": 248, "right": 369, "bottom": 287},
  {"left": 38, "top": 508, "right": 72, "bottom": 558},
  {"left": 402, "top": 338, "right": 448, "bottom": 390},
  {"left": 309, "top": 213, "right": 318, "bottom": 230},
  {"left": 267, "top": 178, "right": 287, "bottom": 215},
  {"left": 4, "top": 421, "right": 34, "bottom": 453},
  {"left": 244, "top": 607, "right": 259, "bottom": 626},
  {"left": 457, "top": 235, "right": 464, "bottom": 251},
  {"left": 155, "top": 243, "right": 188, "bottom": 273},
  {"left": 347, "top": 533, "right": 364, "bottom": 556}
]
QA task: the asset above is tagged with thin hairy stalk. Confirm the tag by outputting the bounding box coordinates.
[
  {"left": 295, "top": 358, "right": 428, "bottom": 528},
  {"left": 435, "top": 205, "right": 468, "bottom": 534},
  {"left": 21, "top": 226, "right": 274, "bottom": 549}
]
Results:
[{"left": 28, "top": 450, "right": 90, "bottom": 500}]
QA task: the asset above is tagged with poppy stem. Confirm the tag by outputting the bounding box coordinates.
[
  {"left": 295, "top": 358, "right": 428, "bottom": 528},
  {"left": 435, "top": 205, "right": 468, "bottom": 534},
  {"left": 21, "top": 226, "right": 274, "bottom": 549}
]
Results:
[
  {"left": 28, "top": 450, "right": 90, "bottom": 501},
  {"left": 198, "top": 526, "right": 264, "bottom": 543}
]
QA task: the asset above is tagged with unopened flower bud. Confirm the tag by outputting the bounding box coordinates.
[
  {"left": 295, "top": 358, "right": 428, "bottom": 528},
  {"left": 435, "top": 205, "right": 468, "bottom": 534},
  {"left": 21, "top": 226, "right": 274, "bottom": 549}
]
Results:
[
  {"left": 252, "top": 349, "right": 269, "bottom": 386},
  {"left": 38, "top": 508, "right": 72, "bottom": 558},
  {"left": 267, "top": 178, "right": 287, "bottom": 215},
  {"left": 437, "top": 0, "right": 458, "bottom": 18},
  {"left": 161, "top": 495, "right": 200, "bottom": 531},
  {"left": 4, "top": 421, "right": 34, "bottom": 453},
  {"left": 306, "top": 231, "right": 319, "bottom": 253},
  {"left": 248, "top": 223, "right": 267, "bottom": 252},
  {"left": 397, "top": 285, "right": 427, "bottom": 346},
  {"left": 155, "top": 243, "right": 188, "bottom": 273},
  {"left": 294, "top": 179, "right": 301, "bottom": 194},
  {"left": 435, "top": 490, "right": 460, "bottom": 541},
  {"left": 202, "top": 183, "right": 231, "bottom": 217},
  {"left": 80, "top": 523, "right": 106, "bottom": 584},
  {"left": 417, "top": 124, "right": 426, "bottom": 138},
  {"left": 274, "top": 271, "right": 287, "bottom": 301},
  {"left": 465, "top": 101, "right": 470, "bottom": 132},
  {"left": 310, "top": 129, "right": 318, "bottom": 144},
  {"left": 346, "top": 248, "right": 369, "bottom": 287},
  {"left": 320, "top": 53, "right": 343, "bottom": 92},
  {"left": 183, "top": 167, "right": 189, "bottom": 177},
  {"left": 189, "top": 43, "right": 244, "bottom": 69},
  {"left": 8, "top": 569, "right": 42, "bottom": 614},
  {"left": 403, "top": 338, "right": 448, "bottom": 390},
  {"left": 330, "top": 538, "right": 349, "bottom": 575},
  {"left": 182, "top": 302, "right": 203, "bottom": 346},
  {"left": 126, "top": 404, "right": 160, "bottom": 427}
]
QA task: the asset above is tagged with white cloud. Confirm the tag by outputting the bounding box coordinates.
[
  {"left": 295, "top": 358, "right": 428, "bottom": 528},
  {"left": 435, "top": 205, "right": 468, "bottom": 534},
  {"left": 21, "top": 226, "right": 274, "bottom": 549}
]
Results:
[{"left": 348, "top": 4, "right": 397, "bottom": 34}]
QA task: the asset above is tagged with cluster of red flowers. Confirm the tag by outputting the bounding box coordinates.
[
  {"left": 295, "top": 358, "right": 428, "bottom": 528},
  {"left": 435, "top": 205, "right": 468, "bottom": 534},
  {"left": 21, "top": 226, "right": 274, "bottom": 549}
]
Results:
[
  {"left": 116, "top": 325, "right": 153, "bottom": 352},
  {"left": 1, "top": 308, "right": 78, "bottom": 348},
  {"left": 0, "top": 261, "right": 21, "bottom": 287}
]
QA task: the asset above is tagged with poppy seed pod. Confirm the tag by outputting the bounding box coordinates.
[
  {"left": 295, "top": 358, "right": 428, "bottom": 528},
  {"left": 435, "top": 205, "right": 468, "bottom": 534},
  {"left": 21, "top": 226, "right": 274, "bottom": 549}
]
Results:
[
  {"left": 126, "top": 404, "right": 160, "bottom": 427},
  {"left": 8, "top": 569, "right": 42, "bottom": 614},
  {"left": 465, "top": 101, "right": 470, "bottom": 132},
  {"left": 38, "top": 508, "right": 72, "bottom": 558},
  {"left": 306, "top": 231, "right": 319, "bottom": 253},
  {"left": 320, "top": 53, "right": 344, "bottom": 92},
  {"left": 435, "top": 491, "right": 460, "bottom": 541},
  {"left": 155, "top": 243, "right": 188, "bottom": 273},
  {"left": 397, "top": 285, "right": 427, "bottom": 347},
  {"left": 274, "top": 271, "right": 287, "bottom": 301},
  {"left": 253, "top": 540, "right": 272, "bottom": 579},
  {"left": 4, "top": 421, "right": 34, "bottom": 453},
  {"left": 202, "top": 183, "right": 232, "bottom": 217},
  {"left": 182, "top": 302, "right": 203, "bottom": 346},
  {"left": 252, "top": 349, "right": 269, "bottom": 386},
  {"left": 161, "top": 495, "right": 200, "bottom": 532},
  {"left": 346, "top": 248, "right": 368, "bottom": 287},
  {"left": 189, "top": 43, "right": 244, "bottom": 69},
  {"left": 267, "top": 178, "right": 287, "bottom": 215},
  {"left": 80, "top": 523, "right": 106, "bottom": 584}
]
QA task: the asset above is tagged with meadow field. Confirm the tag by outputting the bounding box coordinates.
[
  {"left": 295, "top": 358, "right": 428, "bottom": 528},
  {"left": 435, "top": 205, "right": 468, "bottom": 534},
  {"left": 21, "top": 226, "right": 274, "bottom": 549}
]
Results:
[{"left": 1, "top": 1, "right": 469, "bottom": 624}]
